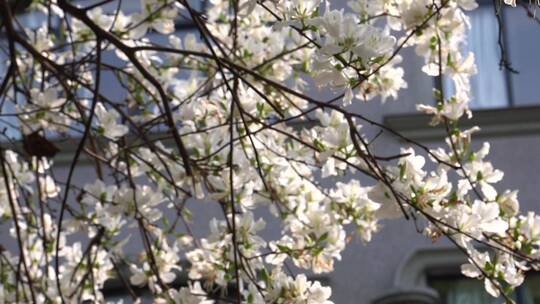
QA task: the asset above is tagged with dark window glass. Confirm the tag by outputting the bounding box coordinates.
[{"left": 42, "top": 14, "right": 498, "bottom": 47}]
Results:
[{"left": 428, "top": 274, "right": 540, "bottom": 304}]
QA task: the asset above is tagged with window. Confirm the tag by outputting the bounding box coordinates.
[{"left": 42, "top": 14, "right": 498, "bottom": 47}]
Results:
[
  {"left": 428, "top": 274, "right": 540, "bottom": 304},
  {"left": 441, "top": 1, "right": 540, "bottom": 109},
  {"left": 442, "top": 3, "right": 512, "bottom": 109},
  {"left": 373, "top": 248, "right": 540, "bottom": 304},
  {"left": 502, "top": 5, "right": 540, "bottom": 106}
]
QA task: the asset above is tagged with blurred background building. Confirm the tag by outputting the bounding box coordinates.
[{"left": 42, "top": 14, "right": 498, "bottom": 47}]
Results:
[{"left": 3, "top": 0, "right": 540, "bottom": 303}]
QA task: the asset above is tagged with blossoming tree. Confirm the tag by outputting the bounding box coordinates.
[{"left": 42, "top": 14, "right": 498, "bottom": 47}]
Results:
[{"left": 0, "top": 0, "right": 537, "bottom": 302}]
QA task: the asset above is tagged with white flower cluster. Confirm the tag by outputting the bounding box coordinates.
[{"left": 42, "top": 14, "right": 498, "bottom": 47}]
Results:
[{"left": 0, "top": 0, "right": 535, "bottom": 303}]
